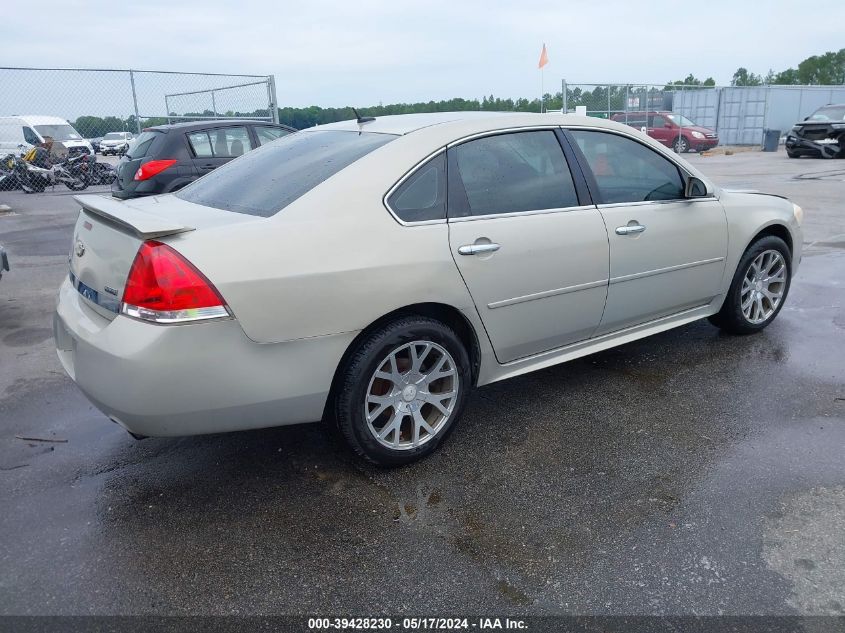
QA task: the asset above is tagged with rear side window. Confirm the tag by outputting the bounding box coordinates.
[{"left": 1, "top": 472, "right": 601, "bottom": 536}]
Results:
[
  {"left": 387, "top": 153, "right": 446, "bottom": 223},
  {"left": 188, "top": 131, "right": 213, "bottom": 157},
  {"left": 189, "top": 127, "right": 253, "bottom": 157},
  {"left": 255, "top": 126, "right": 292, "bottom": 146},
  {"left": 449, "top": 131, "right": 579, "bottom": 217},
  {"left": 126, "top": 131, "right": 158, "bottom": 159},
  {"left": 570, "top": 129, "right": 684, "bottom": 203},
  {"left": 176, "top": 130, "right": 395, "bottom": 217}
]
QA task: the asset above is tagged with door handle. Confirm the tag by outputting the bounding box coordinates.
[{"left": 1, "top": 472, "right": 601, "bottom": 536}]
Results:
[
  {"left": 615, "top": 224, "right": 646, "bottom": 235},
  {"left": 458, "top": 243, "right": 500, "bottom": 256}
]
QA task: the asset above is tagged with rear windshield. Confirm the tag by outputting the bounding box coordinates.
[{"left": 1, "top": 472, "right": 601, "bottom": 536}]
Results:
[
  {"left": 175, "top": 130, "right": 395, "bottom": 217},
  {"left": 126, "top": 131, "right": 159, "bottom": 159}
]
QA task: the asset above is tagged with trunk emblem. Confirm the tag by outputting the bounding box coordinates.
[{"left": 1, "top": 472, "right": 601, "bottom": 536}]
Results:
[{"left": 75, "top": 240, "right": 85, "bottom": 257}]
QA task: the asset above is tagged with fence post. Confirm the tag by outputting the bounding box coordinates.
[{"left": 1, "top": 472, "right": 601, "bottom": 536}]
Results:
[
  {"left": 129, "top": 69, "right": 141, "bottom": 133},
  {"left": 268, "top": 75, "right": 280, "bottom": 124},
  {"left": 562, "top": 79, "right": 567, "bottom": 114},
  {"left": 211, "top": 90, "right": 217, "bottom": 118}
]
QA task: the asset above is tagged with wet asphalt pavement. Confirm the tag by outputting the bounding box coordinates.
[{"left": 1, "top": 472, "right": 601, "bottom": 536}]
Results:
[{"left": 0, "top": 151, "right": 844, "bottom": 616}]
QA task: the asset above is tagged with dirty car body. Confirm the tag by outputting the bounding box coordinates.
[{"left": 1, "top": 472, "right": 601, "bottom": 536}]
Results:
[{"left": 54, "top": 112, "right": 803, "bottom": 464}]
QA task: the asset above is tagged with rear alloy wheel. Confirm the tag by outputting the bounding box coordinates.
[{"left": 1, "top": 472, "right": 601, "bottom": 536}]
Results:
[
  {"left": 673, "top": 136, "right": 690, "bottom": 153},
  {"left": 709, "top": 236, "right": 791, "bottom": 335},
  {"left": 333, "top": 316, "right": 471, "bottom": 466}
]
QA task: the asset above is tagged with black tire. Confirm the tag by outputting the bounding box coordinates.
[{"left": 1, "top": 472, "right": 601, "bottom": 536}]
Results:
[
  {"left": 331, "top": 316, "right": 472, "bottom": 466},
  {"left": 65, "top": 178, "right": 88, "bottom": 191},
  {"left": 673, "top": 136, "right": 690, "bottom": 153},
  {"left": 708, "top": 235, "right": 792, "bottom": 335},
  {"left": 786, "top": 149, "right": 801, "bottom": 159}
]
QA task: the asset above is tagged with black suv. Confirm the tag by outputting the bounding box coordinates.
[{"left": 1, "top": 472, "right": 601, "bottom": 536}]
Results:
[
  {"left": 785, "top": 104, "right": 845, "bottom": 159},
  {"left": 112, "top": 120, "right": 296, "bottom": 199}
]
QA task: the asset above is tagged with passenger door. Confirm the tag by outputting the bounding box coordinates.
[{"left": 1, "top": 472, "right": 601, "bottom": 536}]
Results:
[
  {"left": 187, "top": 126, "right": 253, "bottom": 174},
  {"left": 447, "top": 130, "right": 610, "bottom": 363},
  {"left": 567, "top": 129, "right": 727, "bottom": 335},
  {"left": 647, "top": 114, "right": 672, "bottom": 147}
]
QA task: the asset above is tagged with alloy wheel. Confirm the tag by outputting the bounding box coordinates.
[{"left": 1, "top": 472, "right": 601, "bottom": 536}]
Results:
[
  {"left": 364, "top": 341, "right": 459, "bottom": 450},
  {"left": 741, "top": 249, "right": 787, "bottom": 324}
]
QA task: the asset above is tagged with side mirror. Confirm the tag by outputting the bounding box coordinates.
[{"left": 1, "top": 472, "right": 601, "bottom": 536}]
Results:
[
  {"left": 685, "top": 176, "right": 708, "bottom": 198},
  {"left": 665, "top": 122, "right": 672, "bottom": 128}
]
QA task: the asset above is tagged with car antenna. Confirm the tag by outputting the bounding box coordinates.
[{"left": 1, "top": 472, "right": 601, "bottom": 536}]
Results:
[{"left": 351, "top": 107, "right": 375, "bottom": 124}]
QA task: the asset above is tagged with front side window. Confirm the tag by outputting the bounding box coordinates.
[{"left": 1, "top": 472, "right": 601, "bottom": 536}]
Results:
[
  {"left": 387, "top": 152, "right": 446, "bottom": 222},
  {"left": 22, "top": 127, "right": 40, "bottom": 145},
  {"left": 176, "top": 130, "right": 395, "bottom": 217},
  {"left": 570, "top": 130, "right": 685, "bottom": 204},
  {"left": 449, "top": 130, "right": 579, "bottom": 217},
  {"left": 650, "top": 115, "right": 666, "bottom": 128}
]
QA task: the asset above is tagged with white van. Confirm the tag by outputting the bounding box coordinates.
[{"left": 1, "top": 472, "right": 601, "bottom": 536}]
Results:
[{"left": 0, "top": 115, "right": 93, "bottom": 156}]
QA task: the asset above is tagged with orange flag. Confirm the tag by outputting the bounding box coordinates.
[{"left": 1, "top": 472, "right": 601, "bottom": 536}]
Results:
[{"left": 538, "top": 43, "right": 549, "bottom": 69}]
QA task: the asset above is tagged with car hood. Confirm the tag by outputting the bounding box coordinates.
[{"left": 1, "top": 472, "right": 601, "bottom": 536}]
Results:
[{"left": 684, "top": 126, "right": 716, "bottom": 135}]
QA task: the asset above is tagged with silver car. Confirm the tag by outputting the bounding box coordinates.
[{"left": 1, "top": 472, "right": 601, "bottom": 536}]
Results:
[
  {"left": 99, "top": 131, "right": 134, "bottom": 156},
  {"left": 54, "top": 113, "right": 803, "bottom": 465}
]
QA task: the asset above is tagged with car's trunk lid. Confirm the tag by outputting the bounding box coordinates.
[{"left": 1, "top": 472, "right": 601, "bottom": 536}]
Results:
[{"left": 69, "top": 194, "right": 253, "bottom": 321}]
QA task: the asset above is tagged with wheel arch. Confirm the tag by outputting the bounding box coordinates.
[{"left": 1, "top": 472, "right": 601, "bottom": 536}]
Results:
[
  {"left": 747, "top": 222, "right": 793, "bottom": 257},
  {"left": 322, "top": 302, "right": 482, "bottom": 421}
]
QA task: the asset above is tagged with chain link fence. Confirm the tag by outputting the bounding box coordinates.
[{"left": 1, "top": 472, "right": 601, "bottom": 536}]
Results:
[
  {"left": 561, "top": 81, "right": 845, "bottom": 146},
  {"left": 0, "top": 67, "right": 278, "bottom": 142}
]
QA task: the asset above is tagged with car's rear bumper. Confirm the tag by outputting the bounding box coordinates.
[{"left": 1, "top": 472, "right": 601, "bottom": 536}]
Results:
[{"left": 54, "top": 277, "right": 357, "bottom": 437}]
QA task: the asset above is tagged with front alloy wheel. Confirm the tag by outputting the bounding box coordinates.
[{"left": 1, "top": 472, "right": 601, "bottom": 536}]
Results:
[
  {"left": 739, "top": 250, "right": 787, "bottom": 324},
  {"left": 332, "top": 316, "right": 471, "bottom": 465},
  {"left": 709, "top": 235, "right": 792, "bottom": 335}
]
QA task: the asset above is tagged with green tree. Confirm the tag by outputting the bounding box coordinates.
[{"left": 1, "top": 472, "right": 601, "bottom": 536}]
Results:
[
  {"left": 795, "top": 48, "right": 845, "bottom": 84},
  {"left": 731, "top": 67, "right": 763, "bottom": 86}
]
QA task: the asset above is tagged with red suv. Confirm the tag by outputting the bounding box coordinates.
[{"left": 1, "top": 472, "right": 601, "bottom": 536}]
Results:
[{"left": 611, "top": 111, "right": 719, "bottom": 153}]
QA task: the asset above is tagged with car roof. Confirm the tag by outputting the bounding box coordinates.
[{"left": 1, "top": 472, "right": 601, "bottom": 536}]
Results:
[
  {"left": 145, "top": 119, "right": 293, "bottom": 132},
  {"left": 309, "top": 111, "right": 635, "bottom": 137},
  {"left": 0, "top": 115, "right": 72, "bottom": 125}
]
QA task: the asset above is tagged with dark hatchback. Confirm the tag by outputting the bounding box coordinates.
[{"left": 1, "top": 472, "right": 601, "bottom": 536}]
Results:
[
  {"left": 785, "top": 104, "right": 845, "bottom": 159},
  {"left": 112, "top": 119, "right": 296, "bottom": 199}
]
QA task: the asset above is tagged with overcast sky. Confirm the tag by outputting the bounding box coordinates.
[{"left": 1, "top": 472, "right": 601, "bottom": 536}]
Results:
[{"left": 4, "top": 0, "right": 844, "bottom": 109}]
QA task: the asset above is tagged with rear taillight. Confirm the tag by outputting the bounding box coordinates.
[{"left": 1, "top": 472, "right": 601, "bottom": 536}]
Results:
[
  {"left": 120, "top": 241, "right": 230, "bottom": 324},
  {"left": 134, "top": 159, "right": 177, "bottom": 181}
]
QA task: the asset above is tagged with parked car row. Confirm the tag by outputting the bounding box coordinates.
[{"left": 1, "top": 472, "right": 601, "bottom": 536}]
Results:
[{"left": 54, "top": 112, "right": 803, "bottom": 465}]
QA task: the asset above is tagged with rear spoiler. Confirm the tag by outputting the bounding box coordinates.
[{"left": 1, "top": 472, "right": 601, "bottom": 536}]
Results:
[{"left": 74, "top": 195, "right": 195, "bottom": 240}]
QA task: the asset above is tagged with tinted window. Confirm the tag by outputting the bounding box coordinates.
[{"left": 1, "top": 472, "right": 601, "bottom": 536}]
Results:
[
  {"left": 126, "top": 131, "right": 158, "bottom": 159},
  {"left": 650, "top": 115, "right": 666, "bottom": 128},
  {"left": 255, "top": 125, "right": 292, "bottom": 146},
  {"left": 176, "top": 130, "right": 395, "bottom": 217},
  {"left": 388, "top": 153, "right": 446, "bottom": 222},
  {"left": 188, "top": 131, "right": 213, "bottom": 158},
  {"left": 450, "top": 131, "right": 578, "bottom": 216},
  {"left": 209, "top": 126, "right": 252, "bottom": 156},
  {"left": 570, "top": 130, "right": 684, "bottom": 203}
]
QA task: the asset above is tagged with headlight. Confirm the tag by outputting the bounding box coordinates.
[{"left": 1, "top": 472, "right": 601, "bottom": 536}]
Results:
[
  {"left": 831, "top": 123, "right": 845, "bottom": 129},
  {"left": 691, "top": 131, "right": 705, "bottom": 139},
  {"left": 792, "top": 203, "right": 804, "bottom": 226},
  {"left": 791, "top": 125, "right": 801, "bottom": 132}
]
